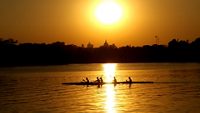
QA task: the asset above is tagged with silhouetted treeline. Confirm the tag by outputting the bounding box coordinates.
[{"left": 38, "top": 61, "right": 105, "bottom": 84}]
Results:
[{"left": 0, "top": 37, "right": 200, "bottom": 66}]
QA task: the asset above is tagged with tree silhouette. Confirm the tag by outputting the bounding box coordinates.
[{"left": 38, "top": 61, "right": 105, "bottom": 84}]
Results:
[{"left": 0, "top": 37, "right": 200, "bottom": 66}]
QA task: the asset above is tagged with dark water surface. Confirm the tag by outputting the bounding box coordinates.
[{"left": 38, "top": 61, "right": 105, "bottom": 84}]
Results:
[{"left": 0, "top": 63, "right": 200, "bottom": 113}]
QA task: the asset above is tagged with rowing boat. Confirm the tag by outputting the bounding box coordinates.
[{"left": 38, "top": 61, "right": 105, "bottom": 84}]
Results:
[{"left": 62, "top": 81, "right": 154, "bottom": 85}]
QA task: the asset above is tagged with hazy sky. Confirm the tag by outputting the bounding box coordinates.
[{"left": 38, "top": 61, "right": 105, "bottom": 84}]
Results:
[{"left": 0, "top": 0, "right": 200, "bottom": 46}]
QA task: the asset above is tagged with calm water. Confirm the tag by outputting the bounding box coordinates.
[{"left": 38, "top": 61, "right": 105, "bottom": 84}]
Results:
[{"left": 0, "top": 63, "right": 200, "bottom": 113}]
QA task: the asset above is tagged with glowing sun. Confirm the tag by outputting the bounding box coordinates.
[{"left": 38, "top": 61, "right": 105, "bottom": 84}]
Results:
[{"left": 95, "top": 1, "right": 123, "bottom": 25}]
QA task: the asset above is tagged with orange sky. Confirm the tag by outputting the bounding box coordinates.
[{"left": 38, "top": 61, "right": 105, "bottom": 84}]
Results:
[{"left": 0, "top": 0, "right": 200, "bottom": 46}]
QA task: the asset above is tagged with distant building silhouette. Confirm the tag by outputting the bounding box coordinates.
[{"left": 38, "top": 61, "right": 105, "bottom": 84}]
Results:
[
  {"left": 81, "top": 44, "right": 85, "bottom": 48},
  {"left": 87, "top": 42, "right": 93, "bottom": 48},
  {"left": 110, "top": 44, "right": 117, "bottom": 49},
  {"left": 103, "top": 40, "right": 109, "bottom": 48}
]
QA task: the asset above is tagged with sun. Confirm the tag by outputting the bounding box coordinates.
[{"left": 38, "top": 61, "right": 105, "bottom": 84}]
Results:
[{"left": 95, "top": 1, "right": 123, "bottom": 25}]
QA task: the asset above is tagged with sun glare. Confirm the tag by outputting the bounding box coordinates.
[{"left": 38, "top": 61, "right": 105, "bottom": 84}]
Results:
[
  {"left": 105, "top": 85, "right": 116, "bottom": 113},
  {"left": 95, "top": 0, "right": 123, "bottom": 25},
  {"left": 103, "top": 63, "right": 117, "bottom": 82}
]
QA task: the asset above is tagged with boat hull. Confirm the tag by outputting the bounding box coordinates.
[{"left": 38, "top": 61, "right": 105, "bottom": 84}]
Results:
[{"left": 62, "top": 81, "right": 154, "bottom": 85}]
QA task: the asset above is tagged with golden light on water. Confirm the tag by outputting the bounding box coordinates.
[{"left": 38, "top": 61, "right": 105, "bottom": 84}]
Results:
[
  {"left": 103, "top": 63, "right": 117, "bottom": 82},
  {"left": 105, "top": 85, "right": 116, "bottom": 113},
  {"left": 95, "top": 0, "right": 123, "bottom": 25},
  {"left": 103, "top": 63, "right": 117, "bottom": 113}
]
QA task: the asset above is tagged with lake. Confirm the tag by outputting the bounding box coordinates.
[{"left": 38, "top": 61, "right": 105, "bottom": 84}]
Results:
[{"left": 0, "top": 63, "right": 200, "bottom": 113}]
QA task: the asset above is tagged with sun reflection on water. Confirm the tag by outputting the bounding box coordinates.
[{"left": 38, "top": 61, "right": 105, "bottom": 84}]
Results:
[
  {"left": 103, "top": 63, "right": 117, "bottom": 82},
  {"left": 105, "top": 85, "right": 116, "bottom": 113},
  {"left": 103, "top": 63, "right": 117, "bottom": 113}
]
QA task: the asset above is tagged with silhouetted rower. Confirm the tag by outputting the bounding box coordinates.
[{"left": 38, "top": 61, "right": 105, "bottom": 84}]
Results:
[
  {"left": 113, "top": 77, "right": 117, "bottom": 84},
  {"left": 128, "top": 77, "right": 132, "bottom": 83},
  {"left": 86, "top": 77, "right": 89, "bottom": 84},
  {"left": 96, "top": 77, "right": 100, "bottom": 85},
  {"left": 100, "top": 77, "right": 103, "bottom": 85}
]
